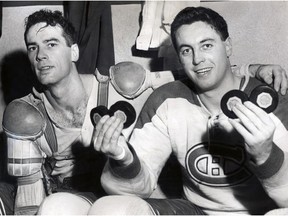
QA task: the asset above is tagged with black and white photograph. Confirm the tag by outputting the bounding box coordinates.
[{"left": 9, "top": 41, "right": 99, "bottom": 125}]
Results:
[{"left": 0, "top": 1, "right": 288, "bottom": 215}]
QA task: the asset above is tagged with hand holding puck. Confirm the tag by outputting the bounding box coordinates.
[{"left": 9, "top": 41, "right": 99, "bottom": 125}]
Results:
[
  {"left": 221, "top": 85, "right": 278, "bottom": 118},
  {"left": 90, "top": 101, "right": 136, "bottom": 128}
]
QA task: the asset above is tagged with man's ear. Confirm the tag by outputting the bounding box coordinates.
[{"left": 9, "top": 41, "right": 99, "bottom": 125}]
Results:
[
  {"left": 71, "top": 44, "right": 79, "bottom": 62},
  {"left": 225, "top": 37, "right": 232, "bottom": 57}
]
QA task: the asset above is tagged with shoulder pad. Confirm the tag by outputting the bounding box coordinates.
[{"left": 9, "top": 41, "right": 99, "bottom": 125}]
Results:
[
  {"left": 110, "top": 61, "right": 147, "bottom": 98},
  {"left": 2, "top": 99, "right": 46, "bottom": 139}
]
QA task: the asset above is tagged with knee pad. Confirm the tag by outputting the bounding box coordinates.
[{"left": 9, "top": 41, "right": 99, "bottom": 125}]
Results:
[{"left": 2, "top": 99, "right": 46, "bottom": 176}]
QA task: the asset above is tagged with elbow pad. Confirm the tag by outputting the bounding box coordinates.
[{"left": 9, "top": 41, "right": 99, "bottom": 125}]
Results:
[{"left": 2, "top": 99, "right": 46, "bottom": 177}]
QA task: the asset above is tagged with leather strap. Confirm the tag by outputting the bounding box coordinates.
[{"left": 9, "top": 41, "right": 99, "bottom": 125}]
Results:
[
  {"left": 90, "top": 68, "right": 109, "bottom": 147},
  {"left": 17, "top": 171, "right": 42, "bottom": 185},
  {"left": 28, "top": 94, "right": 58, "bottom": 153},
  {"left": 95, "top": 68, "right": 109, "bottom": 107}
]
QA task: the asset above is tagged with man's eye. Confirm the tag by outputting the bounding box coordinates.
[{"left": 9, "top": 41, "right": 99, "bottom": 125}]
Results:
[
  {"left": 202, "top": 44, "right": 213, "bottom": 49},
  {"left": 27, "top": 46, "right": 36, "bottom": 52},
  {"left": 181, "top": 48, "right": 192, "bottom": 56},
  {"left": 48, "top": 43, "right": 57, "bottom": 48}
]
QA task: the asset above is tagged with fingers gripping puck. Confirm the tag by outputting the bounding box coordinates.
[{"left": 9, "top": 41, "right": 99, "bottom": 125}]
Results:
[
  {"left": 220, "top": 90, "right": 249, "bottom": 119},
  {"left": 109, "top": 101, "right": 136, "bottom": 129},
  {"left": 90, "top": 101, "right": 136, "bottom": 129},
  {"left": 221, "top": 85, "right": 278, "bottom": 119},
  {"left": 90, "top": 105, "right": 109, "bottom": 127}
]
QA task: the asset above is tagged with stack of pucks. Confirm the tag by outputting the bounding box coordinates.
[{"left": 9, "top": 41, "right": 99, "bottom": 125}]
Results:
[
  {"left": 90, "top": 101, "right": 136, "bottom": 129},
  {"left": 220, "top": 90, "right": 249, "bottom": 119},
  {"left": 249, "top": 84, "right": 278, "bottom": 113}
]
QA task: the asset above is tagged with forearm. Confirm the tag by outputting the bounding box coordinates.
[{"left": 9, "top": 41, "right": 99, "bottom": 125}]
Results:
[
  {"left": 232, "top": 63, "right": 260, "bottom": 77},
  {"left": 100, "top": 96, "right": 173, "bottom": 197},
  {"left": 246, "top": 64, "right": 262, "bottom": 78},
  {"left": 108, "top": 143, "right": 141, "bottom": 179},
  {"left": 251, "top": 144, "right": 288, "bottom": 207},
  {"left": 101, "top": 126, "right": 171, "bottom": 198},
  {"left": 101, "top": 145, "right": 156, "bottom": 197},
  {"left": 234, "top": 63, "right": 288, "bottom": 95}
]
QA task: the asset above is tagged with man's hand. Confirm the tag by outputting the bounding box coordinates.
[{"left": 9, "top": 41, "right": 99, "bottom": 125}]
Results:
[
  {"left": 93, "top": 115, "right": 133, "bottom": 165},
  {"left": 250, "top": 64, "right": 288, "bottom": 95},
  {"left": 228, "top": 101, "right": 275, "bottom": 165}
]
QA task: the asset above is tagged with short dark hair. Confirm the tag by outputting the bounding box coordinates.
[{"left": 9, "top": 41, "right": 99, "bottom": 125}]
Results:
[
  {"left": 24, "top": 9, "right": 76, "bottom": 46},
  {"left": 171, "top": 7, "right": 229, "bottom": 50}
]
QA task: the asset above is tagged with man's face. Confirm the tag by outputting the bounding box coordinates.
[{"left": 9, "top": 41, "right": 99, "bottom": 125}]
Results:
[
  {"left": 25, "top": 22, "right": 77, "bottom": 86},
  {"left": 175, "top": 21, "right": 232, "bottom": 92}
]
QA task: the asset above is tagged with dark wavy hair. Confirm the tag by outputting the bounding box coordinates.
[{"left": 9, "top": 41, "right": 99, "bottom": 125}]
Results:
[
  {"left": 24, "top": 9, "right": 76, "bottom": 46},
  {"left": 171, "top": 7, "right": 229, "bottom": 50}
]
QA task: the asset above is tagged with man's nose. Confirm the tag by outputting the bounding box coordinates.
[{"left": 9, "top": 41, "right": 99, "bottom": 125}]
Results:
[
  {"left": 36, "top": 48, "right": 48, "bottom": 61},
  {"left": 193, "top": 50, "right": 204, "bottom": 65}
]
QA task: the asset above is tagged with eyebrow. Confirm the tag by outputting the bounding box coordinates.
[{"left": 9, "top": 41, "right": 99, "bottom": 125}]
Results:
[
  {"left": 26, "top": 38, "right": 60, "bottom": 47},
  {"left": 199, "top": 38, "right": 215, "bottom": 44},
  {"left": 44, "top": 38, "right": 60, "bottom": 43},
  {"left": 178, "top": 38, "right": 216, "bottom": 50}
]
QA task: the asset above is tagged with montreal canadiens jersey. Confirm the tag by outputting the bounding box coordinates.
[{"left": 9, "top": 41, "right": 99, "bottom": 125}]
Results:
[{"left": 102, "top": 77, "right": 288, "bottom": 214}]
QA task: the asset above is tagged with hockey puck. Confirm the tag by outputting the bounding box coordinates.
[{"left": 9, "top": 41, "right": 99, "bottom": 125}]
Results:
[
  {"left": 249, "top": 85, "right": 278, "bottom": 113},
  {"left": 90, "top": 105, "right": 109, "bottom": 126},
  {"left": 221, "top": 90, "right": 249, "bottom": 119},
  {"left": 109, "top": 101, "right": 136, "bottom": 128}
]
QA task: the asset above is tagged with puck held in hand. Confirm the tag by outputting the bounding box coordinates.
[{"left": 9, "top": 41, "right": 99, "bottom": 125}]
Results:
[
  {"left": 90, "top": 105, "right": 109, "bottom": 126},
  {"left": 249, "top": 85, "right": 278, "bottom": 113},
  {"left": 221, "top": 90, "right": 249, "bottom": 119},
  {"left": 109, "top": 101, "right": 136, "bottom": 128}
]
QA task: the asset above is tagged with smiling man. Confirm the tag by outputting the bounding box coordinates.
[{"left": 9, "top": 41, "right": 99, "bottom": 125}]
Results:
[{"left": 86, "top": 7, "right": 288, "bottom": 215}]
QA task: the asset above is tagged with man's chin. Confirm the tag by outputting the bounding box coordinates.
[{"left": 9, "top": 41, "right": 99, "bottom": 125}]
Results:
[
  {"left": 194, "top": 84, "right": 214, "bottom": 94},
  {"left": 38, "top": 78, "right": 53, "bottom": 86}
]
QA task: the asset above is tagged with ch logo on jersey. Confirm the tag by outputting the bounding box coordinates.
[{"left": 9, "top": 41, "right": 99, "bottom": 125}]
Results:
[{"left": 185, "top": 142, "right": 252, "bottom": 187}]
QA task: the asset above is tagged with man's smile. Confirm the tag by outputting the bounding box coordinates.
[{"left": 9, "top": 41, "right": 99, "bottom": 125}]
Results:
[
  {"left": 194, "top": 67, "right": 213, "bottom": 75},
  {"left": 37, "top": 65, "right": 54, "bottom": 71}
]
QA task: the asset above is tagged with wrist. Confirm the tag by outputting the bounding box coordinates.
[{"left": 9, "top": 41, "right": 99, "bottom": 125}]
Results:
[
  {"left": 252, "top": 152, "right": 270, "bottom": 166},
  {"left": 249, "top": 143, "right": 284, "bottom": 179},
  {"left": 113, "top": 145, "right": 126, "bottom": 160},
  {"left": 112, "top": 145, "right": 133, "bottom": 166},
  {"left": 109, "top": 143, "right": 141, "bottom": 179}
]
